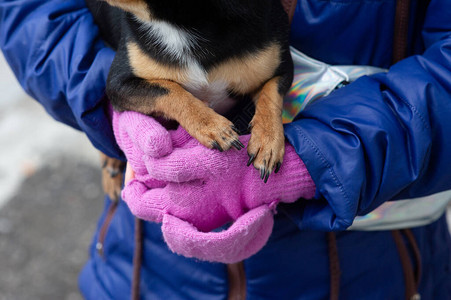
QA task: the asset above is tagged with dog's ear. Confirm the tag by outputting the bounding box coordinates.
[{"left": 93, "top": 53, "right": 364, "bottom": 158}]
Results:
[{"left": 104, "top": 0, "right": 151, "bottom": 21}]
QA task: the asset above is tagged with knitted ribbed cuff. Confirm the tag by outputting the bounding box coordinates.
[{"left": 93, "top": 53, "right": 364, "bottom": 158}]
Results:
[{"left": 266, "top": 144, "right": 316, "bottom": 203}]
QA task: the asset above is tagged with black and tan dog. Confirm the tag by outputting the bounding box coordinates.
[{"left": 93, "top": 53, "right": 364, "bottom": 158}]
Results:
[{"left": 88, "top": 0, "right": 294, "bottom": 199}]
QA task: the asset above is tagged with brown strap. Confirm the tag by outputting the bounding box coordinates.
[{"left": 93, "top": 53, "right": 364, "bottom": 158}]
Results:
[
  {"left": 326, "top": 232, "right": 341, "bottom": 300},
  {"left": 282, "top": 0, "right": 412, "bottom": 63},
  {"left": 402, "top": 229, "right": 422, "bottom": 291},
  {"left": 227, "top": 262, "right": 247, "bottom": 300},
  {"left": 392, "top": 0, "right": 412, "bottom": 63},
  {"left": 132, "top": 218, "right": 144, "bottom": 300},
  {"left": 96, "top": 201, "right": 119, "bottom": 257},
  {"left": 280, "top": 0, "right": 298, "bottom": 24},
  {"left": 391, "top": 230, "right": 421, "bottom": 300}
]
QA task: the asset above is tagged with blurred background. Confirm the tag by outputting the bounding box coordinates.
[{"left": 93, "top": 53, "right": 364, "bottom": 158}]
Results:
[
  {"left": 1, "top": 50, "right": 451, "bottom": 300},
  {"left": 0, "top": 52, "right": 104, "bottom": 299}
]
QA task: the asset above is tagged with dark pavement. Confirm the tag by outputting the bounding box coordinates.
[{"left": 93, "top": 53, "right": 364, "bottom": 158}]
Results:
[{"left": 0, "top": 156, "right": 103, "bottom": 300}]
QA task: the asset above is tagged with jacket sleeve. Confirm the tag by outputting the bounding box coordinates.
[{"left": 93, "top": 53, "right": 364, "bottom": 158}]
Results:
[
  {"left": 283, "top": 0, "right": 451, "bottom": 231},
  {"left": 0, "top": 0, "right": 124, "bottom": 159}
]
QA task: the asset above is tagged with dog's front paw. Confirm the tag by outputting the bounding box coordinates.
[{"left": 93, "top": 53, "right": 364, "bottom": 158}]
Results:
[
  {"left": 187, "top": 112, "right": 244, "bottom": 152},
  {"left": 247, "top": 120, "right": 285, "bottom": 183}
]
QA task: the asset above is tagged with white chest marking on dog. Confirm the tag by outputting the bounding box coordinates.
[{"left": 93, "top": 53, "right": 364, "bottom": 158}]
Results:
[
  {"left": 184, "top": 58, "right": 209, "bottom": 89},
  {"left": 185, "top": 80, "right": 236, "bottom": 114},
  {"left": 139, "top": 19, "right": 201, "bottom": 62},
  {"left": 139, "top": 19, "right": 210, "bottom": 86},
  {"left": 145, "top": 21, "right": 193, "bottom": 60},
  {"left": 138, "top": 19, "right": 232, "bottom": 112}
]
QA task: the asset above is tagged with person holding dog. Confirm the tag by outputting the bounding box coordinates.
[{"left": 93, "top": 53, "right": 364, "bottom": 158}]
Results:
[{"left": 1, "top": 0, "right": 450, "bottom": 299}]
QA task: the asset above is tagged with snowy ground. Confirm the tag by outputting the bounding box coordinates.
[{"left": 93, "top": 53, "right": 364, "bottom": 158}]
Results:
[
  {"left": 0, "top": 53, "right": 102, "bottom": 299},
  {"left": 0, "top": 53, "right": 99, "bottom": 209}
]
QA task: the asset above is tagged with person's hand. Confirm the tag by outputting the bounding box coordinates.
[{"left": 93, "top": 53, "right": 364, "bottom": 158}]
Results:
[
  {"left": 124, "top": 162, "right": 136, "bottom": 186},
  {"left": 121, "top": 125, "right": 316, "bottom": 262}
]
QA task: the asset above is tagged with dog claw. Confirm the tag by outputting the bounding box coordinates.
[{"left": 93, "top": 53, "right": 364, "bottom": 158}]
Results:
[
  {"left": 231, "top": 125, "right": 240, "bottom": 134},
  {"left": 236, "top": 139, "right": 245, "bottom": 149},
  {"left": 264, "top": 171, "right": 270, "bottom": 183},
  {"left": 260, "top": 168, "right": 265, "bottom": 180},
  {"left": 231, "top": 140, "right": 244, "bottom": 150},
  {"left": 247, "top": 154, "right": 256, "bottom": 166},
  {"left": 212, "top": 141, "right": 224, "bottom": 152},
  {"left": 274, "top": 162, "right": 281, "bottom": 174},
  {"left": 109, "top": 169, "right": 119, "bottom": 178},
  {"left": 231, "top": 141, "right": 241, "bottom": 150}
]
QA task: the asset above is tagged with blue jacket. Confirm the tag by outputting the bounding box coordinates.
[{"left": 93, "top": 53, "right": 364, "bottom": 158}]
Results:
[{"left": 1, "top": 0, "right": 450, "bottom": 299}]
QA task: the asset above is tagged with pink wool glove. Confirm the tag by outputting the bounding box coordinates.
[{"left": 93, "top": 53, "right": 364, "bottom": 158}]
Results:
[
  {"left": 116, "top": 113, "right": 316, "bottom": 263},
  {"left": 112, "top": 110, "right": 191, "bottom": 184}
]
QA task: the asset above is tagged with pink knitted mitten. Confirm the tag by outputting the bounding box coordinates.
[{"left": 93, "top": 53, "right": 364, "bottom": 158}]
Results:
[
  {"left": 120, "top": 123, "right": 316, "bottom": 263},
  {"left": 112, "top": 110, "right": 190, "bottom": 185}
]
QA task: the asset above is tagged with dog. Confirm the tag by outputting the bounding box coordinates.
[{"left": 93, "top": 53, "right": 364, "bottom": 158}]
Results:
[{"left": 86, "top": 0, "right": 294, "bottom": 200}]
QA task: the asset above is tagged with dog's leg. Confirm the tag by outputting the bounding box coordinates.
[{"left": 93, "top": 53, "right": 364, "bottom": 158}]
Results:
[
  {"left": 247, "top": 76, "right": 286, "bottom": 182},
  {"left": 100, "top": 152, "right": 126, "bottom": 202},
  {"left": 109, "top": 77, "right": 243, "bottom": 152}
]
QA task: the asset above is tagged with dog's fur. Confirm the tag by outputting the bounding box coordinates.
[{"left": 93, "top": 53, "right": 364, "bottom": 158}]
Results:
[{"left": 87, "top": 0, "right": 293, "bottom": 198}]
